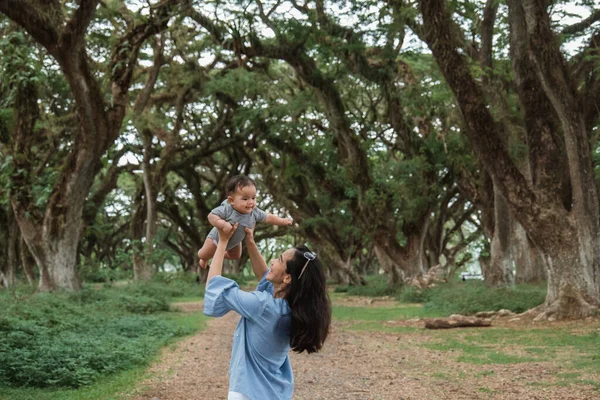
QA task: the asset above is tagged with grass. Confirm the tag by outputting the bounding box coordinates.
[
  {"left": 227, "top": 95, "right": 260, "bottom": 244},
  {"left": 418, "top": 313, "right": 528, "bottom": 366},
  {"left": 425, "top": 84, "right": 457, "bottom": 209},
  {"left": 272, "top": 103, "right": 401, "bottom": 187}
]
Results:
[
  {"left": 0, "top": 310, "right": 207, "bottom": 400},
  {"left": 0, "top": 277, "right": 207, "bottom": 397},
  {"left": 333, "top": 304, "right": 442, "bottom": 321},
  {"left": 0, "top": 366, "right": 148, "bottom": 400},
  {"left": 331, "top": 286, "right": 600, "bottom": 392},
  {"left": 2, "top": 274, "right": 599, "bottom": 397},
  {"left": 172, "top": 295, "right": 204, "bottom": 303},
  {"left": 334, "top": 275, "right": 401, "bottom": 297},
  {"left": 334, "top": 274, "right": 547, "bottom": 315}
]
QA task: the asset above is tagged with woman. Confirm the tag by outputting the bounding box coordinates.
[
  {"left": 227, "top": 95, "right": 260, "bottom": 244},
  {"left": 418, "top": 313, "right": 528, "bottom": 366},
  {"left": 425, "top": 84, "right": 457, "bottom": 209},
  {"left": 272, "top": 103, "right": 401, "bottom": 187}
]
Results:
[{"left": 203, "top": 223, "right": 332, "bottom": 400}]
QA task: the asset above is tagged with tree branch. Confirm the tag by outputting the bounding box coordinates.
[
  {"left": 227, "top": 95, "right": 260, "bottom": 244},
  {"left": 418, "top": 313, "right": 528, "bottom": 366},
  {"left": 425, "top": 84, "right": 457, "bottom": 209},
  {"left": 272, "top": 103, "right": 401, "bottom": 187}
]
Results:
[
  {"left": 562, "top": 9, "right": 600, "bottom": 35},
  {"left": 62, "top": 0, "right": 101, "bottom": 50},
  {"left": 0, "top": 0, "right": 60, "bottom": 52},
  {"left": 480, "top": 0, "right": 498, "bottom": 69},
  {"left": 133, "top": 34, "right": 166, "bottom": 115},
  {"left": 419, "top": 0, "right": 541, "bottom": 230},
  {"left": 521, "top": 0, "right": 598, "bottom": 220}
]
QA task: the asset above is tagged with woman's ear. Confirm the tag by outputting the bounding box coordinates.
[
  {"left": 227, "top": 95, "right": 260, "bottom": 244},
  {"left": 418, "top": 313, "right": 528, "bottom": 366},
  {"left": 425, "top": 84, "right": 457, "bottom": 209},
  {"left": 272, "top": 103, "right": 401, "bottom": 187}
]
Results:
[{"left": 283, "top": 273, "right": 292, "bottom": 285}]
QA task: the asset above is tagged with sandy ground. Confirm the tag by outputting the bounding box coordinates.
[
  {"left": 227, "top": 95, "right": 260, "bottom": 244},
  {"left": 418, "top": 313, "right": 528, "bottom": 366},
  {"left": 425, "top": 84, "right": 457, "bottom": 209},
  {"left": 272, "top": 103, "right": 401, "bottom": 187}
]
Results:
[{"left": 126, "top": 300, "right": 600, "bottom": 400}]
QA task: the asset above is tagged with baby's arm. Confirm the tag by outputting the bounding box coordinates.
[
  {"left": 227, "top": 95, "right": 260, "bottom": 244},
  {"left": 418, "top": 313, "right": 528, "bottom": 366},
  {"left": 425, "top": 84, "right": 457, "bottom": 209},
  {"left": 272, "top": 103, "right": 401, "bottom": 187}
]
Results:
[
  {"left": 265, "top": 214, "right": 293, "bottom": 226},
  {"left": 208, "top": 213, "right": 234, "bottom": 233}
]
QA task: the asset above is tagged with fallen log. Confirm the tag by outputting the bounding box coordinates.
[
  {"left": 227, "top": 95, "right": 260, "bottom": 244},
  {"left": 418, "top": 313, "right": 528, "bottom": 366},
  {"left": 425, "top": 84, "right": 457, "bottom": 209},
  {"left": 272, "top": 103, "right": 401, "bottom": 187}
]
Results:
[{"left": 424, "top": 316, "right": 491, "bottom": 329}]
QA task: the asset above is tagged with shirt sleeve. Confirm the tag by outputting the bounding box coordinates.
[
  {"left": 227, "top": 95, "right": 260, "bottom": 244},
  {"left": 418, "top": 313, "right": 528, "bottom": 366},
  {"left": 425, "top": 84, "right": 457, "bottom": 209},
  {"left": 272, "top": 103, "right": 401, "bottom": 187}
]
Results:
[
  {"left": 204, "top": 276, "right": 268, "bottom": 321},
  {"left": 256, "top": 269, "right": 274, "bottom": 294},
  {"left": 211, "top": 201, "right": 231, "bottom": 219},
  {"left": 252, "top": 207, "right": 268, "bottom": 223}
]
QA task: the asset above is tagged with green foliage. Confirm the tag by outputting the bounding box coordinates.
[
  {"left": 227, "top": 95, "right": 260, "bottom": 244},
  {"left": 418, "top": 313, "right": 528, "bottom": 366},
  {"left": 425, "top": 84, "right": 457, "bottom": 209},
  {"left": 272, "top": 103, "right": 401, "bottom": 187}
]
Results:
[
  {"left": 421, "top": 281, "right": 547, "bottom": 315},
  {"left": 79, "top": 266, "right": 131, "bottom": 283},
  {"left": 0, "top": 31, "right": 43, "bottom": 105},
  {"left": 334, "top": 275, "right": 546, "bottom": 315},
  {"left": 0, "top": 284, "right": 201, "bottom": 389},
  {"left": 398, "top": 285, "right": 433, "bottom": 303},
  {"left": 334, "top": 275, "right": 400, "bottom": 297},
  {"left": 222, "top": 273, "right": 253, "bottom": 287}
]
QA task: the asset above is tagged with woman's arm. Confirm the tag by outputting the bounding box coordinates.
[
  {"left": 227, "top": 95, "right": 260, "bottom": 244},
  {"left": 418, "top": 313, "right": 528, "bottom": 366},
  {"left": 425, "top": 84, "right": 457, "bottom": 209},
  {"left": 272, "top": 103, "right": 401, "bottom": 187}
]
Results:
[
  {"left": 244, "top": 227, "right": 268, "bottom": 280},
  {"left": 206, "top": 222, "right": 238, "bottom": 287}
]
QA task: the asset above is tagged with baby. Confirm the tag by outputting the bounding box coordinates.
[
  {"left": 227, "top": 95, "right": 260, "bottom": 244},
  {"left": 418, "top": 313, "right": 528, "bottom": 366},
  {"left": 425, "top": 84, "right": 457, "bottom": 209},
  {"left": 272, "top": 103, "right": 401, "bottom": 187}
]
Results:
[{"left": 198, "top": 175, "right": 293, "bottom": 268}]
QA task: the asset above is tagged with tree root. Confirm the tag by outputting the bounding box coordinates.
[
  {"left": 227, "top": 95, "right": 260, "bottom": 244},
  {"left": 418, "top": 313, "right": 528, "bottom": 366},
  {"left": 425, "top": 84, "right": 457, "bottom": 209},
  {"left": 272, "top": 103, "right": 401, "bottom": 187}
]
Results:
[{"left": 518, "top": 298, "right": 599, "bottom": 321}]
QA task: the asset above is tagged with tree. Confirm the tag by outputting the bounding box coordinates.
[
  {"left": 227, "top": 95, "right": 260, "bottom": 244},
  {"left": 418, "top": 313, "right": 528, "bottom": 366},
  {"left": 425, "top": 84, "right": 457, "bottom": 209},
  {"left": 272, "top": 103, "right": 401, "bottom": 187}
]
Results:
[
  {"left": 0, "top": 0, "right": 186, "bottom": 290},
  {"left": 188, "top": 0, "right": 478, "bottom": 286},
  {"left": 417, "top": 0, "right": 600, "bottom": 318}
]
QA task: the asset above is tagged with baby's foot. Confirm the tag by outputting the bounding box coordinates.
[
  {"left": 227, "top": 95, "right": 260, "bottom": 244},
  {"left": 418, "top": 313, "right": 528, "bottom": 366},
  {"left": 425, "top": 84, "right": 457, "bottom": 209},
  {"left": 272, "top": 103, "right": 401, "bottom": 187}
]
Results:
[{"left": 199, "top": 259, "right": 208, "bottom": 269}]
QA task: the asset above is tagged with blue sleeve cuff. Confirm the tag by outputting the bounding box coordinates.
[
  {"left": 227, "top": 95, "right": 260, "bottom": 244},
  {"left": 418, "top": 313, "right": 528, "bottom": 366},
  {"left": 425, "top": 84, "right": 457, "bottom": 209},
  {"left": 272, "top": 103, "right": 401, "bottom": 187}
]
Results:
[{"left": 204, "top": 276, "right": 239, "bottom": 317}]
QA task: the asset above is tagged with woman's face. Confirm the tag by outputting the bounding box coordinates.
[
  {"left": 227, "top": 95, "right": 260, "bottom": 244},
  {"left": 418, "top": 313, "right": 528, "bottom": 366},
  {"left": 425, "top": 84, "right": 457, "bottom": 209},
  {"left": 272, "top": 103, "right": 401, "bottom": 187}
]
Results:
[{"left": 266, "top": 248, "right": 295, "bottom": 285}]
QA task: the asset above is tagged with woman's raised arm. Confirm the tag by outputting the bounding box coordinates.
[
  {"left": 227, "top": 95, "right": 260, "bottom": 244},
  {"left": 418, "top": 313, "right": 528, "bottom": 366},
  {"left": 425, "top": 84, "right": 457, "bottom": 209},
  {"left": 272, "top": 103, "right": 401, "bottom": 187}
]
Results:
[
  {"left": 206, "top": 222, "right": 238, "bottom": 287},
  {"left": 244, "top": 227, "right": 268, "bottom": 280}
]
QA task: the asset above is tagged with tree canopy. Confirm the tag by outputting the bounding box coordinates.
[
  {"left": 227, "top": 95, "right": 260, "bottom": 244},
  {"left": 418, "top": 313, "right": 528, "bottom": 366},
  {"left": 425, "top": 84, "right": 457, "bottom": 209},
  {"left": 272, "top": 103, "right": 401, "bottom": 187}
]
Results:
[{"left": 1, "top": 0, "right": 599, "bottom": 320}]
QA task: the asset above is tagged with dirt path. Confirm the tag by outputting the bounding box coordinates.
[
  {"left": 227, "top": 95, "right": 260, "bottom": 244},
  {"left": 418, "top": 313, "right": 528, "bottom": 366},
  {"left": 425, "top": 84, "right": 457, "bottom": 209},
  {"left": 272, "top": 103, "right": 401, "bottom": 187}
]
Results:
[{"left": 127, "top": 301, "right": 598, "bottom": 400}]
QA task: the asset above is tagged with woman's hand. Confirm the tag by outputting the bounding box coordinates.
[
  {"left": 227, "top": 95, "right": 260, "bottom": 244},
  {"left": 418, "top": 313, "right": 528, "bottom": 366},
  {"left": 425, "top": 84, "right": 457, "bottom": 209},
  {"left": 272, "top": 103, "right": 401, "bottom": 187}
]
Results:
[
  {"left": 218, "top": 222, "right": 238, "bottom": 242},
  {"left": 244, "top": 226, "right": 255, "bottom": 244},
  {"left": 221, "top": 222, "right": 234, "bottom": 234}
]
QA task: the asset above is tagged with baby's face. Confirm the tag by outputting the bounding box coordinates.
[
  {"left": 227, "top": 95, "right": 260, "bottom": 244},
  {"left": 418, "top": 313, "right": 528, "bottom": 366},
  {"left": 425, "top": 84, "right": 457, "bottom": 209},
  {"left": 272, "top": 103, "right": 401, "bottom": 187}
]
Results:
[{"left": 228, "top": 184, "right": 257, "bottom": 214}]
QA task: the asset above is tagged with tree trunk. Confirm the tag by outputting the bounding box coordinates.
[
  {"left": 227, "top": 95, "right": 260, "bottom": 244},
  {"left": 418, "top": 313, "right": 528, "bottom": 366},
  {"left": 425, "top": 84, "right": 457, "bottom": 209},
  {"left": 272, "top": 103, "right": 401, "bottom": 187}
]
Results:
[
  {"left": 420, "top": 0, "right": 600, "bottom": 318},
  {"left": 327, "top": 254, "right": 364, "bottom": 286},
  {"left": 14, "top": 205, "right": 83, "bottom": 291},
  {"left": 373, "top": 242, "right": 404, "bottom": 286},
  {"left": 532, "top": 217, "right": 600, "bottom": 319},
  {"left": 131, "top": 191, "right": 152, "bottom": 281},
  {"left": 485, "top": 186, "right": 514, "bottom": 285},
  {"left": 1, "top": 0, "right": 180, "bottom": 292},
  {"left": 19, "top": 237, "right": 37, "bottom": 286},
  {"left": 4, "top": 208, "right": 18, "bottom": 287},
  {"left": 478, "top": 252, "right": 491, "bottom": 278},
  {"left": 513, "top": 222, "right": 546, "bottom": 283},
  {"left": 373, "top": 226, "right": 426, "bottom": 285}
]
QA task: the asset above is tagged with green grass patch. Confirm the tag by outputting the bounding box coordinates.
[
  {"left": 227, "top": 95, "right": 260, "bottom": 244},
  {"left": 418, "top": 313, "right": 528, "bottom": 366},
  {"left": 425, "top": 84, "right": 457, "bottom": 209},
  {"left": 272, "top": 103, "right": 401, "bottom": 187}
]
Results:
[
  {"left": 579, "top": 380, "right": 600, "bottom": 390},
  {"left": 333, "top": 275, "right": 547, "bottom": 316},
  {"left": 333, "top": 304, "right": 442, "bottom": 321},
  {"left": 0, "top": 356, "right": 148, "bottom": 400},
  {"left": 0, "top": 281, "right": 207, "bottom": 391},
  {"left": 422, "top": 326, "right": 600, "bottom": 370},
  {"left": 172, "top": 296, "right": 204, "bottom": 303},
  {"left": 332, "top": 301, "right": 443, "bottom": 333},
  {"left": 420, "top": 281, "right": 547, "bottom": 315},
  {"left": 425, "top": 338, "right": 539, "bottom": 364},
  {"left": 334, "top": 275, "right": 400, "bottom": 297}
]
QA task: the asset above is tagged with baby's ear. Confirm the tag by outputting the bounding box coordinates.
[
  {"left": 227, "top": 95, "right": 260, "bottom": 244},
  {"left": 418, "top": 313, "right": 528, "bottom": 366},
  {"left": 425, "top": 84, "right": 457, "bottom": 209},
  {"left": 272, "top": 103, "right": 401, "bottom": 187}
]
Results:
[{"left": 227, "top": 196, "right": 234, "bottom": 204}]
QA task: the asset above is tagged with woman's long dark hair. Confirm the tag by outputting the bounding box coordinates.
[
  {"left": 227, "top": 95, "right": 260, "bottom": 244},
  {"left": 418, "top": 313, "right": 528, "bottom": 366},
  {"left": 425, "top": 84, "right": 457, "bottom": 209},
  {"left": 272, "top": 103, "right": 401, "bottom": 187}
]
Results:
[{"left": 285, "top": 245, "right": 331, "bottom": 354}]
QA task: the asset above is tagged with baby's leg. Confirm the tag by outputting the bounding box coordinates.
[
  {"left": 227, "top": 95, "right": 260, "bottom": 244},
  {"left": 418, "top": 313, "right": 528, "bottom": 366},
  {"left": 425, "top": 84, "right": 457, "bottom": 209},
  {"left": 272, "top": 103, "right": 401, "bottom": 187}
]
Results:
[
  {"left": 197, "top": 239, "right": 217, "bottom": 269},
  {"left": 225, "top": 243, "right": 243, "bottom": 260}
]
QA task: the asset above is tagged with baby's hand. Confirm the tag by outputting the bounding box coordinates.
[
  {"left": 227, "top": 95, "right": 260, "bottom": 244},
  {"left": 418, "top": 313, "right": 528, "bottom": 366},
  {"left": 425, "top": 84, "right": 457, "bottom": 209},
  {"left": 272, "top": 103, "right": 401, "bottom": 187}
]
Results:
[
  {"left": 222, "top": 222, "right": 234, "bottom": 234},
  {"left": 285, "top": 218, "right": 293, "bottom": 226}
]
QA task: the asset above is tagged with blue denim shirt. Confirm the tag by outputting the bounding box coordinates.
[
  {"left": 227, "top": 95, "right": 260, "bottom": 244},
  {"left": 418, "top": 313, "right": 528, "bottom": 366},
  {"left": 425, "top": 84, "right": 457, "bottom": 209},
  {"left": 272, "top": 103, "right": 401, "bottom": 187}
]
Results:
[{"left": 204, "top": 271, "right": 293, "bottom": 400}]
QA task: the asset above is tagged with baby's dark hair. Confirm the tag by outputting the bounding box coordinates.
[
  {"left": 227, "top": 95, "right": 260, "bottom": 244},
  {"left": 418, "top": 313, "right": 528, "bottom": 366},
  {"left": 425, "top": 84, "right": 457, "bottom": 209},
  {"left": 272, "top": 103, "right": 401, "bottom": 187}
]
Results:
[{"left": 225, "top": 175, "right": 256, "bottom": 195}]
